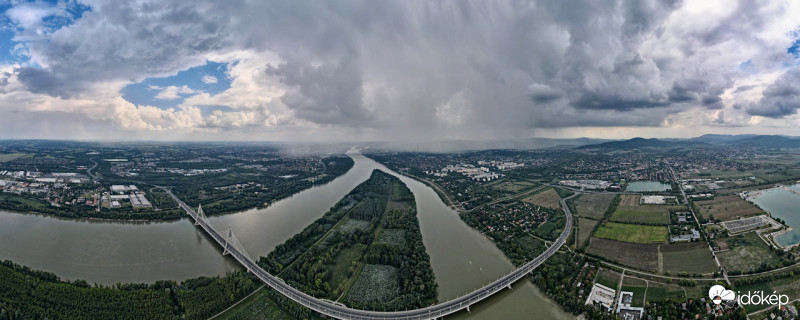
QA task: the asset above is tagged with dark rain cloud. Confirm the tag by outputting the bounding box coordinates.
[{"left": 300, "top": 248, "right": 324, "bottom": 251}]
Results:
[
  {"left": 746, "top": 67, "right": 800, "bottom": 118},
  {"left": 2, "top": 0, "right": 799, "bottom": 138}
]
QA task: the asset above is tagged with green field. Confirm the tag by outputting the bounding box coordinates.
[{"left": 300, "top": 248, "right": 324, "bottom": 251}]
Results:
[
  {"left": 717, "top": 232, "right": 783, "bottom": 274},
  {"left": 577, "top": 218, "right": 599, "bottom": 248},
  {"left": 610, "top": 205, "right": 683, "bottom": 225},
  {"left": 594, "top": 222, "right": 668, "bottom": 243},
  {"left": 737, "top": 275, "right": 800, "bottom": 312},
  {"left": 573, "top": 194, "right": 616, "bottom": 219},
  {"left": 586, "top": 237, "right": 659, "bottom": 272},
  {"left": 0, "top": 153, "right": 30, "bottom": 162},
  {"left": 329, "top": 244, "right": 367, "bottom": 297},
  {"left": 595, "top": 268, "right": 621, "bottom": 289},
  {"left": 212, "top": 287, "right": 295, "bottom": 320},
  {"left": 694, "top": 196, "right": 763, "bottom": 221},
  {"left": 377, "top": 229, "right": 406, "bottom": 247},
  {"left": 661, "top": 242, "right": 717, "bottom": 274},
  {"left": 489, "top": 180, "right": 537, "bottom": 193},
  {"left": 620, "top": 277, "right": 647, "bottom": 306},
  {"left": 346, "top": 264, "right": 400, "bottom": 304},
  {"left": 610, "top": 208, "right": 670, "bottom": 225},
  {"left": 645, "top": 283, "right": 685, "bottom": 302}
]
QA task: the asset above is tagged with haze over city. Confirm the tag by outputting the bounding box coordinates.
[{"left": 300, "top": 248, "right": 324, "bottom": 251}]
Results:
[{"left": 0, "top": 0, "right": 799, "bottom": 142}]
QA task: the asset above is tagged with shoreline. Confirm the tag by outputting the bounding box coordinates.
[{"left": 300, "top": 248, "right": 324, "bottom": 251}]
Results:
[
  {"left": 0, "top": 203, "right": 273, "bottom": 224},
  {"left": 740, "top": 183, "right": 800, "bottom": 250}
]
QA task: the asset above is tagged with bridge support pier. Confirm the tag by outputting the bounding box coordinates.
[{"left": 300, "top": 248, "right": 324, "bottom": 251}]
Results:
[
  {"left": 466, "top": 305, "right": 470, "bottom": 313},
  {"left": 507, "top": 284, "right": 512, "bottom": 290}
]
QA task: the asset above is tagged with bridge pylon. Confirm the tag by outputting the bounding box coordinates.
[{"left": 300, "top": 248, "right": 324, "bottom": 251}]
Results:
[
  {"left": 195, "top": 204, "right": 206, "bottom": 226},
  {"left": 222, "top": 227, "right": 252, "bottom": 261}
]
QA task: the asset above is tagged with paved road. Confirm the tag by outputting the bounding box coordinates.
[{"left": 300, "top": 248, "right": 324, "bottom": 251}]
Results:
[
  {"left": 161, "top": 187, "right": 575, "bottom": 320},
  {"left": 86, "top": 158, "right": 99, "bottom": 180}
]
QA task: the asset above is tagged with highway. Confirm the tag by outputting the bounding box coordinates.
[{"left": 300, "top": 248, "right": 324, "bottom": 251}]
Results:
[{"left": 160, "top": 186, "right": 574, "bottom": 320}]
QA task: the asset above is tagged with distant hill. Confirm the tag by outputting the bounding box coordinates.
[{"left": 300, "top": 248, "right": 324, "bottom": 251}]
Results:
[
  {"left": 365, "top": 137, "right": 613, "bottom": 153},
  {"left": 576, "top": 134, "right": 800, "bottom": 150},
  {"left": 724, "top": 135, "right": 800, "bottom": 148},
  {"left": 576, "top": 137, "right": 680, "bottom": 150},
  {"left": 688, "top": 134, "right": 760, "bottom": 144}
]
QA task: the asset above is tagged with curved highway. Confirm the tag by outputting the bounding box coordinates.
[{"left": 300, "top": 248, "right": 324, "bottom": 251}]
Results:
[{"left": 162, "top": 187, "right": 575, "bottom": 320}]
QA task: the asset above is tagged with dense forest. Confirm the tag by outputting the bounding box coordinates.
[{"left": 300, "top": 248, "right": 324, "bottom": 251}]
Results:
[{"left": 0, "top": 260, "right": 258, "bottom": 320}]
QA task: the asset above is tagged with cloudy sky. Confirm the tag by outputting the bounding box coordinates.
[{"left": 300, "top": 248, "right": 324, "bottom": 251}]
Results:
[{"left": 0, "top": 0, "right": 799, "bottom": 141}]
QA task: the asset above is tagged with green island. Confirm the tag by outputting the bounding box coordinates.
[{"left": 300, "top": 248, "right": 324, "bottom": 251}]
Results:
[{"left": 257, "top": 169, "right": 437, "bottom": 312}]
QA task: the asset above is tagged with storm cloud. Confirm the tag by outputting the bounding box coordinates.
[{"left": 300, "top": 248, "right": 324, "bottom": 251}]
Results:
[{"left": 0, "top": 0, "right": 799, "bottom": 140}]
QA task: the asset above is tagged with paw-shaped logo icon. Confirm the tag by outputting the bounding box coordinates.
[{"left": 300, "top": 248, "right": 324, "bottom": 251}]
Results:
[{"left": 708, "top": 285, "right": 735, "bottom": 305}]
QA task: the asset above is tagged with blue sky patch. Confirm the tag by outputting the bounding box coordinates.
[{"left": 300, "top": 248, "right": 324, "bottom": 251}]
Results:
[
  {"left": 0, "top": 0, "right": 91, "bottom": 64},
  {"left": 788, "top": 39, "right": 800, "bottom": 58},
  {"left": 121, "top": 61, "right": 232, "bottom": 109}
]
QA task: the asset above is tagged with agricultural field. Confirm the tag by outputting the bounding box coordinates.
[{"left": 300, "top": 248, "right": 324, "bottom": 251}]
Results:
[
  {"left": 594, "top": 268, "right": 622, "bottom": 289},
  {"left": 620, "top": 277, "right": 647, "bottom": 307},
  {"left": 376, "top": 229, "right": 406, "bottom": 247},
  {"left": 0, "top": 153, "right": 31, "bottom": 162},
  {"left": 594, "top": 222, "right": 668, "bottom": 244},
  {"left": 573, "top": 194, "right": 616, "bottom": 219},
  {"left": 489, "top": 180, "right": 537, "bottom": 193},
  {"left": 577, "top": 218, "right": 599, "bottom": 248},
  {"left": 693, "top": 196, "right": 764, "bottom": 221},
  {"left": 619, "top": 194, "right": 641, "bottom": 206},
  {"left": 214, "top": 287, "right": 296, "bottom": 320},
  {"left": 346, "top": 264, "right": 400, "bottom": 305},
  {"left": 586, "top": 237, "right": 659, "bottom": 272},
  {"left": 522, "top": 187, "right": 561, "bottom": 210},
  {"left": 738, "top": 274, "right": 800, "bottom": 312},
  {"left": 610, "top": 205, "right": 672, "bottom": 225},
  {"left": 717, "top": 232, "right": 784, "bottom": 274},
  {"left": 645, "top": 282, "right": 686, "bottom": 302},
  {"left": 660, "top": 242, "right": 717, "bottom": 274},
  {"left": 328, "top": 244, "right": 367, "bottom": 296},
  {"left": 337, "top": 218, "right": 370, "bottom": 234}
]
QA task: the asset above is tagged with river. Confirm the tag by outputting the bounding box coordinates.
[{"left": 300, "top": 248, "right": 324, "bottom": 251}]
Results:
[{"left": 0, "top": 150, "right": 570, "bottom": 319}]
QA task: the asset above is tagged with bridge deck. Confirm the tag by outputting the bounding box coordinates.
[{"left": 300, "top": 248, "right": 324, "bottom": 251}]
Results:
[{"left": 160, "top": 186, "right": 573, "bottom": 320}]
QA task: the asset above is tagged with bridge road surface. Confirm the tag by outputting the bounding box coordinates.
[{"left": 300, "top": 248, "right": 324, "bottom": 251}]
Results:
[{"left": 161, "top": 187, "right": 575, "bottom": 320}]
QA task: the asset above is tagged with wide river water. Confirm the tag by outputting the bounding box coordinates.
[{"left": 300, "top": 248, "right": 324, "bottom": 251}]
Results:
[{"left": 0, "top": 151, "right": 570, "bottom": 319}]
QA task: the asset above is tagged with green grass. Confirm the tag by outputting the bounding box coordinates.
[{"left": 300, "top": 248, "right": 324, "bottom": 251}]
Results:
[
  {"left": 661, "top": 242, "right": 717, "bottom": 274},
  {"left": 595, "top": 268, "right": 621, "bottom": 289},
  {"left": 645, "top": 283, "right": 685, "bottom": 302},
  {"left": 337, "top": 217, "right": 370, "bottom": 234},
  {"left": 594, "top": 222, "right": 668, "bottom": 244},
  {"left": 717, "top": 232, "right": 783, "bottom": 274},
  {"left": 610, "top": 208, "right": 671, "bottom": 225},
  {"left": 0, "top": 193, "right": 48, "bottom": 209},
  {"left": 346, "top": 264, "right": 400, "bottom": 304},
  {"left": 0, "top": 153, "right": 30, "bottom": 162},
  {"left": 620, "top": 285, "right": 646, "bottom": 307},
  {"left": 489, "top": 180, "right": 536, "bottom": 193},
  {"left": 330, "top": 244, "right": 367, "bottom": 297},
  {"left": 735, "top": 282, "right": 774, "bottom": 313},
  {"left": 573, "top": 194, "right": 617, "bottom": 219},
  {"left": 377, "top": 229, "right": 406, "bottom": 247},
  {"left": 212, "top": 286, "right": 295, "bottom": 320},
  {"left": 577, "top": 218, "right": 599, "bottom": 248}
]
